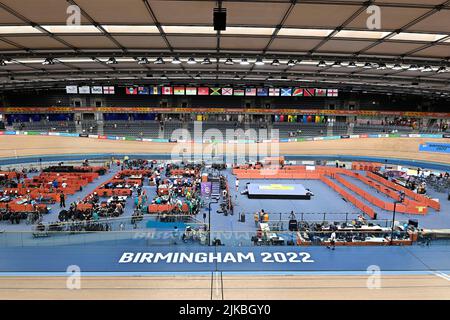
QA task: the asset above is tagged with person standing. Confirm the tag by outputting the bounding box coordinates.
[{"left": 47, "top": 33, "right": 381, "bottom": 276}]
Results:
[
  {"left": 327, "top": 231, "right": 336, "bottom": 250},
  {"left": 59, "top": 191, "right": 66, "bottom": 208},
  {"left": 254, "top": 212, "right": 259, "bottom": 227}
]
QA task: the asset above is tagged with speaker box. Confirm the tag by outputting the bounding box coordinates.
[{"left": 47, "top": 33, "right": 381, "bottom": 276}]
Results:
[{"left": 214, "top": 8, "right": 227, "bottom": 31}]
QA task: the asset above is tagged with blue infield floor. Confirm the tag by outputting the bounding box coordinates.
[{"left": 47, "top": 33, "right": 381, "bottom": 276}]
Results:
[{"left": 1, "top": 244, "right": 449, "bottom": 274}]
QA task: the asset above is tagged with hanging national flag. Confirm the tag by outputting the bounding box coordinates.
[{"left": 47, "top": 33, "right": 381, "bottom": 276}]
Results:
[
  {"left": 162, "top": 86, "right": 173, "bottom": 95},
  {"left": 315, "top": 88, "right": 327, "bottom": 97},
  {"left": 185, "top": 87, "right": 197, "bottom": 95},
  {"left": 91, "top": 86, "right": 103, "bottom": 94},
  {"left": 233, "top": 89, "right": 245, "bottom": 96},
  {"left": 103, "top": 86, "right": 115, "bottom": 94},
  {"left": 198, "top": 87, "right": 209, "bottom": 95},
  {"left": 245, "top": 88, "right": 256, "bottom": 96},
  {"left": 292, "top": 88, "right": 303, "bottom": 96},
  {"left": 66, "top": 85, "right": 78, "bottom": 94},
  {"left": 174, "top": 86, "right": 185, "bottom": 95},
  {"left": 149, "top": 86, "right": 161, "bottom": 95},
  {"left": 78, "top": 86, "right": 90, "bottom": 94},
  {"left": 210, "top": 87, "right": 221, "bottom": 95},
  {"left": 303, "top": 88, "right": 316, "bottom": 97},
  {"left": 222, "top": 88, "right": 233, "bottom": 96},
  {"left": 126, "top": 87, "right": 138, "bottom": 95},
  {"left": 257, "top": 87, "right": 268, "bottom": 96},
  {"left": 268, "top": 88, "right": 280, "bottom": 96},
  {"left": 138, "top": 86, "right": 149, "bottom": 95},
  {"left": 280, "top": 88, "right": 292, "bottom": 96},
  {"left": 327, "top": 89, "right": 339, "bottom": 97}
]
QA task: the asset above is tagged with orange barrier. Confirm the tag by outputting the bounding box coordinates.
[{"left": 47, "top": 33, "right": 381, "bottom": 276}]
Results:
[
  {"left": 148, "top": 204, "right": 174, "bottom": 213},
  {"left": 76, "top": 203, "right": 93, "bottom": 211},
  {"left": 334, "top": 174, "right": 427, "bottom": 215},
  {"left": 343, "top": 171, "right": 427, "bottom": 211},
  {"left": 95, "top": 188, "right": 132, "bottom": 197},
  {"left": 320, "top": 176, "right": 375, "bottom": 218},
  {"left": 367, "top": 171, "right": 440, "bottom": 211},
  {"left": 351, "top": 161, "right": 382, "bottom": 172}
]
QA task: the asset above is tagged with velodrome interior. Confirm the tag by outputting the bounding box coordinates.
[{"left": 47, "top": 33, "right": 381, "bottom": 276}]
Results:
[{"left": 0, "top": 0, "right": 450, "bottom": 300}]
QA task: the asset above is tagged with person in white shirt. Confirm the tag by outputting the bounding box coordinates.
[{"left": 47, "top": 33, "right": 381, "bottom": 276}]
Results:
[
  {"left": 327, "top": 231, "right": 336, "bottom": 250},
  {"left": 235, "top": 178, "right": 239, "bottom": 192}
]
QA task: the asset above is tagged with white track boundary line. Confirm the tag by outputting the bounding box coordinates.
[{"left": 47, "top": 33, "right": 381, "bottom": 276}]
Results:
[{"left": 432, "top": 271, "right": 450, "bottom": 282}]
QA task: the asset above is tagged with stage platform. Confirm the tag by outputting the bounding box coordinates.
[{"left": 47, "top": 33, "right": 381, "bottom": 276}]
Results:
[{"left": 247, "top": 183, "right": 311, "bottom": 200}]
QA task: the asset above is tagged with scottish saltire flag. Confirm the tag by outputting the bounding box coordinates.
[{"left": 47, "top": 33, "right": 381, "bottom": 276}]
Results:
[
  {"left": 327, "top": 89, "right": 338, "bottom": 97},
  {"left": 138, "top": 86, "right": 149, "bottom": 95},
  {"left": 268, "top": 88, "right": 280, "bottom": 96},
  {"left": 162, "top": 86, "right": 173, "bottom": 95},
  {"left": 66, "top": 85, "right": 78, "bottom": 94},
  {"left": 185, "top": 87, "right": 197, "bottom": 95},
  {"left": 257, "top": 87, "right": 268, "bottom": 96},
  {"left": 233, "top": 89, "right": 245, "bottom": 96},
  {"left": 103, "top": 86, "right": 115, "bottom": 94},
  {"left": 210, "top": 87, "right": 221, "bottom": 95},
  {"left": 173, "top": 86, "right": 185, "bottom": 95},
  {"left": 303, "top": 88, "right": 315, "bottom": 96},
  {"left": 280, "top": 88, "right": 292, "bottom": 96},
  {"left": 126, "top": 87, "right": 137, "bottom": 95},
  {"left": 292, "top": 88, "right": 303, "bottom": 96},
  {"left": 198, "top": 87, "right": 209, "bottom": 95},
  {"left": 149, "top": 86, "right": 161, "bottom": 95},
  {"left": 91, "top": 86, "right": 103, "bottom": 94},
  {"left": 315, "top": 88, "right": 327, "bottom": 96},
  {"left": 245, "top": 88, "right": 256, "bottom": 96},
  {"left": 222, "top": 88, "right": 233, "bottom": 96}
]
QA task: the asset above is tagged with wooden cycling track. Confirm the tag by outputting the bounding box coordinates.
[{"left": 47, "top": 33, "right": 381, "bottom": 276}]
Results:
[
  {"left": 0, "top": 275, "right": 449, "bottom": 300},
  {"left": 0, "top": 135, "right": 449, "bottom": 300},
  {"left": 0, "top": 135, "right": 449, "bottom": 165}
]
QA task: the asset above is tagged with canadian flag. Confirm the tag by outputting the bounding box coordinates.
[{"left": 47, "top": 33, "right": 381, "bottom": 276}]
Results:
[{"left": 162, "top": 86, "right": 173, "bottom": 95}]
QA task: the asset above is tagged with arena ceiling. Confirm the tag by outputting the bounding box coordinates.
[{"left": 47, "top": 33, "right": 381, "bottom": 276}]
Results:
[{"left": 0, "top": 0, "right": 450, "bottom": 97}]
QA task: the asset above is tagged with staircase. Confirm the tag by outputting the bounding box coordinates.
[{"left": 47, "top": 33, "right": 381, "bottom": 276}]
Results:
[
  {"left": 210, "top": 178, "right": 221, "bottom": 199},
  {"left": 326, "top": 121, "right": 334, "bottom": 136}
]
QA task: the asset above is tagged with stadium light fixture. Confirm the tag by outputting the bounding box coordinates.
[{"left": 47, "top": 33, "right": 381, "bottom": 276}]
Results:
[
  {"left": 187, "top": 57, "right": 197, "bottom": 64},
  {"left": 105, "top": 57, "right": 118, "bottom": 65},
  {"left": 408, "top": 64, "right": 419, "bottom": 71},
  {"left": 137, "top": 57, "right": 149, "bottom": 65},
  {"left": 0, "top": 59, "right": 6, "bottom": 66},
  {"left": 331, "top": 61, "right": 341, "bottom": 67},
  {"left": 287, "top": 59, "right": 296, "bottom": 66},
  {"left": 363, "top": 62, "right": 372, "bottom": 69},
  {"left": 317, "top": 60, "right": 327, "bottom": 67},
  {"left": 194, "top": 74, "right": 201, "bottom": 79},
  {"left": 421, "top": 65, "right": 433, "bottom": 72},
  {"left": 347, "top": 61, "right": 357, "bottom": 68},
  {"left": 377, "top": 63, "right": 387, "bottom": 70},
  {"left": 225, "top": 58, "right": 234, "bottom": 65},
  {"left": 271, "top": 59, "right": 280, "bottom": 66},
  {"left": 154, "top": 57, "right": 165, "bottom": 64},
  {"left": 234, "top": 74, "right": 241, "bottom": 80},
  {"left": 171, "top": 57, "right": 182, "bottom": 64},
  {"left": 42, "top": 58, "right": 55, "bottom": 65},
  {"left": 255, "top": 58, "right": 265, "bottom": 65},
  {"left": 437, "top": 66, "right": 448, "bottom": 73},
  {"left": 201, "top": 58, "right": 212, "bottom": 64},
  {"left": 240, "top": 58, "right": 250, "bottom": 65},
  {"left": 160, "top": 74, "right": 168, "bottom": 79},
  {"left": 392, "top": 63, "right": 403, "bottom": 70}
]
